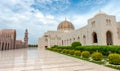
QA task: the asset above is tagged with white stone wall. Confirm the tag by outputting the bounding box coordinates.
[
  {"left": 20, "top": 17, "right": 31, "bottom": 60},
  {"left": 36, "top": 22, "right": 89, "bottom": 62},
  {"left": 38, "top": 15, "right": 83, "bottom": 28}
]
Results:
[{"left": 38, "top": 13, "right": 120, "bottom": 48}]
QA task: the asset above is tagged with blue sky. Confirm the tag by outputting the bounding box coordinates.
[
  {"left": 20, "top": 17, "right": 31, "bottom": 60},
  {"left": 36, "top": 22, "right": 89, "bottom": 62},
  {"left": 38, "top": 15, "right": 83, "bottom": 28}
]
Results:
[{"left": 0, "top": 0, "right": 120, "bottom": 44}]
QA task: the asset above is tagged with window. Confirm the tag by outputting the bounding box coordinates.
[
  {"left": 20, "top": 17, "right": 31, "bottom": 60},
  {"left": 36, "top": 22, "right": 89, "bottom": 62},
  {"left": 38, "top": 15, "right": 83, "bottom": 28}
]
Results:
[
  {"left": 62, "top": 40, "right": 63, "bottom": 45},
  {"left": 92, "top": 32, "right": 98, "bottom": 43},
  {"left": 106, "top": 19, "right": 111, "bottom": 24},
  {"left": 106, "top": 31, "right": 113, "bottom": 45},
  {"left": 73, "top": 38, "right": 75, "bottom": 40},
  {"left": 91, "top": 21, "right": 95, "bottom": 27},
  {"left": 117, "top": 28, "right": 120, "bottom": 39},
  {"left": 83, "top": 35, "right": 86, "bottom": 45}
]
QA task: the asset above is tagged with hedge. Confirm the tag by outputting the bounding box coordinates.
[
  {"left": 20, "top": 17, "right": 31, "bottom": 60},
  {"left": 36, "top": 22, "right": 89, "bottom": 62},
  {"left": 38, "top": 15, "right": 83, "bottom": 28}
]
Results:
[
  {"left": 75, "top": 46, "right": 120, "bottom": 55},
  {"left": 51, "top": 46, "right": 120, "bottom": 55}
]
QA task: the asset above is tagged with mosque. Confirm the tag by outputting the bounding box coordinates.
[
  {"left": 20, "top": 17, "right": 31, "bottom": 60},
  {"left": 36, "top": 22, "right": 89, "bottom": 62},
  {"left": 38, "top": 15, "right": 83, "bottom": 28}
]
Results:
[
  {"left": 0, "top": 29, "right": 28, "bottom": 50},
  {"left": 38, "top": 12, "right": 120, "bottom": 48}
]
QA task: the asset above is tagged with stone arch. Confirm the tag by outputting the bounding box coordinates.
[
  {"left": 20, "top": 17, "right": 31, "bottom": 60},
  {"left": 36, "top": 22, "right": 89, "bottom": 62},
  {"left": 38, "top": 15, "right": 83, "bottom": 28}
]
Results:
[
  {"left": 78, "top": 36, "right": 80, "bottom": 41},
  {"left": 73, "top": 38, "right": 75, "bottom": 41},
  {"left": 64, "top": 40, "right": 66, "bottom": 46},
  {"left": 106, "top": 31, "right": 113, "bottom": 45},
  {"left": 67, "top": 39, "right": 69, "bottom": 45},
  {"left": 8, "top": 43, "right": 9, "bottom": 50},
  {"left": 70, "top": 39, "right": 72, "bottom": 44},
  {"left": 83, "top": 35, "right": 86, "bottom": 45},
  {"left": 62, "top": 40, "right": 63, "bottom": 46},
  {"left": 0, "top": 42, "right": 1, "bottom": 48},
  {"left": 5, "top": 43, "right": 7, "bottom": 50},
  {"left": 2, "top": 42, "right": 4, "bottom": 50},
  {"left": 92, "top": 32, "right": 98, "bottom": 43}
]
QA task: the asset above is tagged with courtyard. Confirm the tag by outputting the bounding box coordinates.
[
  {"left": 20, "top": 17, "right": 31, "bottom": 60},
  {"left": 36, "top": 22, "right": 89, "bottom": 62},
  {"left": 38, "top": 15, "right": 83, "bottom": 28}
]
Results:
[{"left": 0, "top": 48, "right": 118, "bottom": 71}]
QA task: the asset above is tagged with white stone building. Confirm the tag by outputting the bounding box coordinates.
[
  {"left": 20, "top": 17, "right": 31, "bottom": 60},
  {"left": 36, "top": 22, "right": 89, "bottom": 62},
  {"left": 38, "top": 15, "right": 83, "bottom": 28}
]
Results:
[{"left": 38, "top": 12, "right": 120, "bottom": 48}]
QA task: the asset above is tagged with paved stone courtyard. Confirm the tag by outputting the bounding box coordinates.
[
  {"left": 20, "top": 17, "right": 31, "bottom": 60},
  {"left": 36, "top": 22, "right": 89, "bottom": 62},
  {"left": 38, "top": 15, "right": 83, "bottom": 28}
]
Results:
[{"left": 0, "top": 48, "right": 118, "bottom": 71}]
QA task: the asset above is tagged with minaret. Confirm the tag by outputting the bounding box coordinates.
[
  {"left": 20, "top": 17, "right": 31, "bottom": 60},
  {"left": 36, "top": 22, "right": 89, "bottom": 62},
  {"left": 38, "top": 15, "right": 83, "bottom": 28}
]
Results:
[{"left": 24, "top": 29, "right": 28, "bottom": 48}]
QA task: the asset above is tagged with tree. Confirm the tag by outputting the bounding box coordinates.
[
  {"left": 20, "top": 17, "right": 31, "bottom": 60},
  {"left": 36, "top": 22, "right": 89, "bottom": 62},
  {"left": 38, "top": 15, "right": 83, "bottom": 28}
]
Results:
[{"left": 71, "top": 42, "right": 82, "bottom": 48}]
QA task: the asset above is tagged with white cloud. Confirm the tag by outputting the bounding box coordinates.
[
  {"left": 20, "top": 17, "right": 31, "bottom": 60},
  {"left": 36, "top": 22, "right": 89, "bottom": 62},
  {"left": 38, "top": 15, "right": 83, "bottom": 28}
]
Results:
[
  {"left": 0, "top": 0, "right": 120, "bottom": 44},
  {"left": 68, "top": 0, "right": 120, "bottom": 29},
  {"left": 99, "top": 0, "right": 120, "bottom": 22},
  {"left": 35, "top": 12, "right": 44, "bottom": 19},
  {"left": 0, "top": 0, "right": 58, "bottom": 44}
]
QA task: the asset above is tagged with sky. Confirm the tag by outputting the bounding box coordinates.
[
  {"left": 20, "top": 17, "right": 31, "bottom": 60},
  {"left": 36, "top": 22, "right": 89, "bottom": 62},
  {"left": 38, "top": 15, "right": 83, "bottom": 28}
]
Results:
[{"left": 0, "top": 0, "right": 120, "bottom": 44}]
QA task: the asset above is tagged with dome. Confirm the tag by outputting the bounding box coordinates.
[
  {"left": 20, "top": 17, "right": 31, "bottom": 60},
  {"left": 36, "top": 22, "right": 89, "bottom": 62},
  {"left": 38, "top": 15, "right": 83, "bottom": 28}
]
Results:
[{"left": 57, "top": 19, "right": 75, "bottom": 31}]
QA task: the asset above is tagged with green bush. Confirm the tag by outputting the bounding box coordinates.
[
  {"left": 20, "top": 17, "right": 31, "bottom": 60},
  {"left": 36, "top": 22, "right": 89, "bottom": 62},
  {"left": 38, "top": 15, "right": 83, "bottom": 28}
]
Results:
[
  {"left": 53, "top": 46, "right": 72, "bottom": 49},
  {"left": 51, "top": 45, "right": 120, "bottom": 55},
  {"left": 71, "top": 42, "right": 82, "bottom": 48},
  {"left": 65, "top": 49, "right": 70, "bottom": 54},
  {"left": 57, "top": 49, "right": 62, "bottom": 52},
  {"left": 46, "top": 48, "right": 51, "bottom": 50},
  {"left": 62, "top": 49, "right": 69, "bottom": 54},
  {"left": 92, "top": 52, "right": 103, "bottom": 61},
  {"left": 81, "top": 51, "right": 90, "bottom": 58},
  {"left": 76, "top": 46, "right": 120, "bottom": 55},
  {"left": 62, "top": 49, "right": 67, "bottom": 53},
  {"left": 108, "top": 53, "right": 120, "bottom": 65},
  {"left": 52, "top": 48, "right": 58, "bottom": 51},
  {"left": 74, "top": 51, "right": 81, "bottom": 56},
  {"left": 69, "top": 50, "right": 75, "bottom": 55},
  {"left": 51, "top": 45, "right": 58, "bottom": 48}
]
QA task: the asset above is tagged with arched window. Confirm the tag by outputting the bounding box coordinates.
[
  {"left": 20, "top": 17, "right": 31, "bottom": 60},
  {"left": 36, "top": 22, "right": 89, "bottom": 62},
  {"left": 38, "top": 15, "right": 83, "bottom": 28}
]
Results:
[
  {"left": 0, "top": 42, "right": 1, "bottom": 47},
  {"left": 73, "top": 38, "right": 75, "bottom": 40},
  {"left": 8, "top": 43, "right": 9, "bottom": 50},
  {"left": 78, "top": 36, "right": 80, "bottom": 40},
  {"left": 106, "top": 19, "right": 111, "bottom": 24},
  {"left": 67, "top": 39, "right": 69, "bottom": 45},
  {"left": 83, "top": 35, "right": 86, "bottom": 45},
  {"left": 62, "top": 40, "right": 63, "bottom": 46},
  {"left": 2, "top": 42, "right": 4, "bottom": 50},
  {"left": 92, "top": 32, "right": 98, "bottom": 43},
  {"left": 106, "top": 31, "right": 113, "bottom": 45},
  {"left": 5, "top": 43, "right": 7, "bottom": 50},
  {"left": 70, "top": 39, "right": 71, "bottom": 43},
  {"left": 64, "top": 40, "right": 66, "bottom": 45}
]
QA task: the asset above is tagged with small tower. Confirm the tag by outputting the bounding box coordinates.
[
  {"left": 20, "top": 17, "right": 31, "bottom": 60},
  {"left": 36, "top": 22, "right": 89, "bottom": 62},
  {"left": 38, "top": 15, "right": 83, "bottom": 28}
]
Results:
[{"left": 24, "top": 29, "right": 28, "bottom": 48}]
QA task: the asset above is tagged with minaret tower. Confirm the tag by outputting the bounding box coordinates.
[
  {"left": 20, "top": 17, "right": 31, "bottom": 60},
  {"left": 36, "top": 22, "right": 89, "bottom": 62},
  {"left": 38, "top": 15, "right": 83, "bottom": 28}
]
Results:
[{"left": 24, "top": 29, "right": 28, "bottom": 48}]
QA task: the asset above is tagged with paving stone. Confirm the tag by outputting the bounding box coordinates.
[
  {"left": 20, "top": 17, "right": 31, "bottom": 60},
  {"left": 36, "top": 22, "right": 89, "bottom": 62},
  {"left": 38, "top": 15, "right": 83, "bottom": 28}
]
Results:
[{"left": 0, "top": 48, "right": 119, "bottom": 71}]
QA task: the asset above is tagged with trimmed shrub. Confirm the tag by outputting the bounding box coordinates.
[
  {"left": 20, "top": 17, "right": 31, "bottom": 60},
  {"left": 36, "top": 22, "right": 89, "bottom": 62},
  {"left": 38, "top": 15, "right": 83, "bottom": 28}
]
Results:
[
  {"left": 81, "top": 51, "right": 90, "bottom": 58},
  {"left": 52, "top": 48, "right": 58, "bottom": 51},
  {"left": 65, "top": 49, "right": 70, "bottom": 54},
  {"left": 108, "top": 53, "right": 120, "bottom": 65},
  {"left": 76, "top": 46, "right": 120, "bottom": 55},
  {"left": 69, "top": 50, "right": 75, "bottom": 55},
  {"left": 62, "top": 49, "right": 66, "bottom": 53},
  {"left": 74, "top": 51, "right": 81, "bottom": 56},
  {"left": 46, "top": 48, "right": 51, "bottom": 50},
  {"left": 71, "top": 42, "right": 82, "bottom": 48},
  {"left": 62, "top": 49, "right": 69, "bottom": 54},
  {"left": 57, "top": 49, "right": 62, "bottom": 52},
  {"left": 51, "top": 45, "right": 58, "bottom": 48},
  {"left": 51, "top": 46, "right": 120, "bottom": 55},
  {"left": 92, "top": 52, "right": 103, "bottom": 61},
  {"left": 54, "top": 46, "right": 72, "bottom": 49}
]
